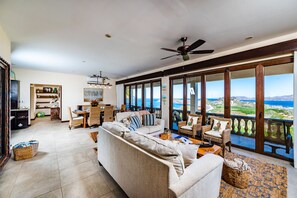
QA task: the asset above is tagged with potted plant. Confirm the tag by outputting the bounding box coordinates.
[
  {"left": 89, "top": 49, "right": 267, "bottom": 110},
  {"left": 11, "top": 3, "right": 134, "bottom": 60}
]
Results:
[{"left": 91, "top": 100, "right": 98, "bottom": 107}]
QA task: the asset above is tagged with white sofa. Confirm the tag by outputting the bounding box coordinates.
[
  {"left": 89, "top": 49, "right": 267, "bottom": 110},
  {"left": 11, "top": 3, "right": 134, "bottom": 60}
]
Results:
[
  {"left": 98, "top": 126, "right": 224, "bottom": 198},
  {"left": 115, "top": 111, "right": 165, "bottom": 136}
]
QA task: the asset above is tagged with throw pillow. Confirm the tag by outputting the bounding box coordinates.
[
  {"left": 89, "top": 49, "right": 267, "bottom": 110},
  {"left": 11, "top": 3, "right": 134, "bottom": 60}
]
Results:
[
  {"left": 177, "top": 143, "right": 199, "bottom": 167},
  {"left": 121, "top": 117, "right": 131, "bottom": 127},
  {"left": 123, "top": 132, "right": 185, "bottom": 177},
  {"left": 187, "top": 115, "right": 199, "bottom": 127},
  {"left": 219, "top": 121, "right": 229, "bottom": 133},
  {"left": 102, "top": 122, "right": 130, "bottom": 136},
  {"left": 143, "top": 114, "right": 156, "bottom": 126},
  {"left": 128, "top": 123, "right": 137, "bottom": 131},
  {"left": 130, "top": 115, "right": 142, "bottom": 128},
  {"left": 212, "top": 119, "right": 228, "bottom": 134}
]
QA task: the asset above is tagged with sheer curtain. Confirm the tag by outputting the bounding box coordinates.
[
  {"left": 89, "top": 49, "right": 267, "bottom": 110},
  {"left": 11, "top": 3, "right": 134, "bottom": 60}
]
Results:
[{"left": 116, "top": 84, "right": 124, "bottom": 109}]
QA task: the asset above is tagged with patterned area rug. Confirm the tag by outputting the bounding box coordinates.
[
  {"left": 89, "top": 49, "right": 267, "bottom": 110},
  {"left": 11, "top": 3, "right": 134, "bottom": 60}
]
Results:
[{"left": 220, "top": 152, "right": 287, "bottom": 198}]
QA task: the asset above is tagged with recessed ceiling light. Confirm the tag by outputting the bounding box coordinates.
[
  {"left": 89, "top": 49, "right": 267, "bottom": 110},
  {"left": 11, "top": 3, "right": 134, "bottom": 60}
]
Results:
[
  {"left": 245, "top": 36, "right": 253, "bottom": 40},
  {"left": 105, "top": 34, "right": 112, "bottom": 38},
  {"left": 82, "top": 60, "right": 86, "bottom": 63}
]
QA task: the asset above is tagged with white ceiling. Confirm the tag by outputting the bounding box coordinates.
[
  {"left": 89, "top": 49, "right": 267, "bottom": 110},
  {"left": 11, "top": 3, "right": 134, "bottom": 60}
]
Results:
[{"left": 0, "top": 0, "right": 297, "bottom": 79}]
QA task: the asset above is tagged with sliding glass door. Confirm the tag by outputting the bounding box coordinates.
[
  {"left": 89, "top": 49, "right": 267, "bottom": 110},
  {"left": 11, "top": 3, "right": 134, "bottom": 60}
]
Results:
[
  {"left": 136, "top": 84, "right": 142, "bottom": 110},
  {"left": 230, "top": 68, "right": 256, "bottom": 150},
  {"left": 171, "top": 78, "right": 184, "bottom": 130},
  {"left": 144, "top": 83, "right": 151, "bottom": 111},
  {"left": 264, "top": 64, "right": 294, "bottom": 159},
  {"left": 186, "top": 76, "right": 201, "bottom": 114}
]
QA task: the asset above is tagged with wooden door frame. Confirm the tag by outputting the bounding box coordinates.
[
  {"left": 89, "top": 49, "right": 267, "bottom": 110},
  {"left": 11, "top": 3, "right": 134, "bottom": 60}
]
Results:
[{"left": 0, "top": 57, "right": 10, "bottom": 170}]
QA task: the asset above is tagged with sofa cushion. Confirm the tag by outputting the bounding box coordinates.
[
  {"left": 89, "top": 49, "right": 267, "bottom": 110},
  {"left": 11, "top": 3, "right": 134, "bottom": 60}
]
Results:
[
  {"left": 181, "top": 126, "right": 192, "bottom": 130},
  {"left": 116, "top": 112, "right": 141, "bottom": 122},
  {"left": 135, "top": 127, "right": 150, "bottom": 134},
  {"left": 102, "top": 122, "right": 130, "bottom": 136},
  {"left": 143, "top": 114, "right": 156, "bottom": 126},
  {"left": 123, "top": 132, "right": 185, "bottom": 176},
  {"left": 177, "top": 143, "right": 199, "bottom": 167},
  {"left": 147, "top": 125, "right": 161, "bottom": 133},
  {"left": 130, "top": 115, "right": 142, "bottom": 128},
  {"left": 205, "top": 130, "right": 222, "bottom": 138}
]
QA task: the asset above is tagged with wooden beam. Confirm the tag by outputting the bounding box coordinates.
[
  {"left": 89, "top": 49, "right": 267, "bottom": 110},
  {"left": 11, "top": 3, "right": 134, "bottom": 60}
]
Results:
[
  {"left": 224, "top": 69, "right": 231, "bottom": 118},
  {"left": 255, "top": 64, "right": 265, "bottom": 152}
]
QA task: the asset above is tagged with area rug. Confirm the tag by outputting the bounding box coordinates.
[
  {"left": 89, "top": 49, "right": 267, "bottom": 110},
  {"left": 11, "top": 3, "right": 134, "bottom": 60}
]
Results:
[{"left": 219, "top": 152, "right": 287, "bottom": 198}]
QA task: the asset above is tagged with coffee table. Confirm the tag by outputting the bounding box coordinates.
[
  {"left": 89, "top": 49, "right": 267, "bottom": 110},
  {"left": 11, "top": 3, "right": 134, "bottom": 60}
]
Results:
[{"left": 160, "top": 133, "right": 222, "bottom": 157}]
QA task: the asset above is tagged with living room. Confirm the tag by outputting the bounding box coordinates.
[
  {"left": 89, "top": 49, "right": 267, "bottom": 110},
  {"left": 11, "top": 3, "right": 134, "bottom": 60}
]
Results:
[{"left": 0, "top": 1, "right": 297, "bottom": 198}]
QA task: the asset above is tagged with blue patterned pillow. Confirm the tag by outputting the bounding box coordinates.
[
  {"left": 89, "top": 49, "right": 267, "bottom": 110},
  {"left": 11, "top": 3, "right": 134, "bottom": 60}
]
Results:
[
  {"left": 130, "top": 115, "right": 141, "bottom": 128},
  {"left": 143, "top": 114, "right": 156, "bottom": 126},
  {"left": 128, "top": 123, "right": 137, "bottom": 131}
]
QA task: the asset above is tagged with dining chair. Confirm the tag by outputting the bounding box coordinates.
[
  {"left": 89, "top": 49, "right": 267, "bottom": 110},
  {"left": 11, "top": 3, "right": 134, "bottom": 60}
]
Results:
[
  {"left": 68, "top": 107, "right": 83, "bottom": 130},
  {"left": 87, "top": 106, "right": 101, "bottom": 128},
  {"left": 104, "top": 105, "right": 114, "bottom": 122}
]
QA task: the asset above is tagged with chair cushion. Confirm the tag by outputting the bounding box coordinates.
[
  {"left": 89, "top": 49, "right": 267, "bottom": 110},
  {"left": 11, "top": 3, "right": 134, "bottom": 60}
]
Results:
[
  {"left": 123, "top": 132, "right": 185, "bottom": 177},
  {"left": 73, "top": 116, "right": 83, "bottom": 120},
  {"left": 143, "top": 114, "right": 156, "bottom": 126},
  {"left": 130, "top": 115, "right": 142, "bottom": 128},
  {"left": 181, "top": 126, "right": 192, "bottom": 130},
  {"left": 187, "top": 115, "right": 199, "bottom": 127},
  {"left": 205, "top": 130, "right": 222, "bottom": 138}
]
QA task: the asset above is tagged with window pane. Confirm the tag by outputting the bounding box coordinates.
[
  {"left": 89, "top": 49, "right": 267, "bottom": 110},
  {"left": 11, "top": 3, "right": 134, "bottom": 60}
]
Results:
[
  {"left": 137, "top": 84, "right": 142, "bottom": 110},
  {"left": 264, "top": 64, "right": 294, "bottom": 159},
  {"left": 131, "top": 85, "right": 136, "bottom": 110},
  {"left": 172, "top": 79, "right": 183, "bottom": 130},
  {"left": 206, "top": 73, "right": 224, "bottom": 119},
  {"left": 186, "top": 76, "right": 201, "bottom": 114},
  {"left": 231, "top": 68, "right": 256, "bottom": 150},
  {"left": 144, "top": 83, "right": 151, "bottom": 110},
  {"left": 153, "top": 82, "right": 161, "bottom": 109},
  {"left": 125, "top": 86, "right": 130, "bottom": 110}
]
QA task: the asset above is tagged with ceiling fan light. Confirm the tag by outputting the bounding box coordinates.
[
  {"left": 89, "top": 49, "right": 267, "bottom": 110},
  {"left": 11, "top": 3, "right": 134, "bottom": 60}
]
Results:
[{"left": 182, "top": 54, "right": 189, "bottom": 61}]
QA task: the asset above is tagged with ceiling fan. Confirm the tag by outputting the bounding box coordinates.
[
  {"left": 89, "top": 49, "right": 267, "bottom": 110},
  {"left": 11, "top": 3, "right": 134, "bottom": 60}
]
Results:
[{"left": 161, "top": 37, "right": 214, "bottom": 61}]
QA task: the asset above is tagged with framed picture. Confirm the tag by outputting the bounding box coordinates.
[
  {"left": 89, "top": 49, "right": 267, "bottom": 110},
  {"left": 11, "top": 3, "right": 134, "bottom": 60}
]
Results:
[{"left": 84, "top": 88, "right": 103, "bottom": 102}]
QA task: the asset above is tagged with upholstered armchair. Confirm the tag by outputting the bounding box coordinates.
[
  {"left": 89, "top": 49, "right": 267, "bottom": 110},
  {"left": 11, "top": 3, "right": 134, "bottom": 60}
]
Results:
[
  {"left": 202, "top": 116, "right": 232, "bottom": 157},
  {"left": 178, "top": 114, "right": 202, "bottom": 138}
]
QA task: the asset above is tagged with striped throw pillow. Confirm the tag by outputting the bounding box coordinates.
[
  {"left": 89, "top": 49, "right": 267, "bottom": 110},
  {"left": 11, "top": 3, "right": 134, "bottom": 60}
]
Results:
[
  {"left": 130, "top": 115, "right": 142, "bottom": 128},
  {"left": 143, "top": 114, "right": 156, "bottom": 126},
  {"left": 128, "top": 123, "right": 137, "bottom": 131}
]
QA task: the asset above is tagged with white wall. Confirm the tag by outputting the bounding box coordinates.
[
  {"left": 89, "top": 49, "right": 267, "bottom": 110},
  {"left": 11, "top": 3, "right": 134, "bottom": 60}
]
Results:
[
  {"left": 0, "top": 24, "right": 10, "bottom": 63},
  {"left": 293, "top": 51, "right": 297, "bottom": 168},
  {"left": 12, "top": 68, "right": 116, "bottom": 121}
]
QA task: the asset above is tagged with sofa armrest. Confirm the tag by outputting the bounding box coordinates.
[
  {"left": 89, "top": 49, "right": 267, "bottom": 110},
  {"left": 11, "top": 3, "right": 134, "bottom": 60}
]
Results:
[
  {"left": 169, "top": 154, "right": 223, "bottom": 198},
  {"left": 156, "top": 118, "right": 165, "bottom": 133},
  {"left": 222, "top": 129, "right": 231, "bottom": 143},
  {"left": 178, "top": 121, "right": 187, "bottom": 127},
  {"left": 201, "top": 125, "right": 212, "bottom": 133}
]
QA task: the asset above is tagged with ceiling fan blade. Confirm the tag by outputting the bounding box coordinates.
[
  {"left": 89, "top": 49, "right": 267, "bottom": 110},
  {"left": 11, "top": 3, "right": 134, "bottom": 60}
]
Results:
[
  {"left": 190, "top": 50, "right": 214, "bottom": 54},
  {"left": 186, "top": 39, "right": 206, "bottom": 52},
  {"left": 161, "top": 48, "right": 179, "bottom": 53},
  {"left": 160, "top": 54, "right": 180, "bottom": 60}
]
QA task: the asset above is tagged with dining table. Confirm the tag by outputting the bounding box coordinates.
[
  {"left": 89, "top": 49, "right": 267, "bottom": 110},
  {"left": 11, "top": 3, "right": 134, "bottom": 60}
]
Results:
[{"left": 73, "top": 107, "right": 120, "bottom": 128}]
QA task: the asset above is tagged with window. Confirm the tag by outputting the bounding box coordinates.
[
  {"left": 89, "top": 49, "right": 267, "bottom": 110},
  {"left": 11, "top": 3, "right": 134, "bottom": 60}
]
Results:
[
  {"left": 172, "top": 78, "right": 184, "bottom": 130},
  {"left": 124, "top": 80, "right": 162, "bottom": 114},
  {"left": 186, "top": 76, "right": 201, "bottom": 114},
  {"left": 206, "top": 73, "right": 224, "bottom": 116}
]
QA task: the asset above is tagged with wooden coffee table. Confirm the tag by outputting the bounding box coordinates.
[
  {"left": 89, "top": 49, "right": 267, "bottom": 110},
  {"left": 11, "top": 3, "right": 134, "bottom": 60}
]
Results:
[{"left": 160, "top": 133, "right": 222, "bottom": 157}]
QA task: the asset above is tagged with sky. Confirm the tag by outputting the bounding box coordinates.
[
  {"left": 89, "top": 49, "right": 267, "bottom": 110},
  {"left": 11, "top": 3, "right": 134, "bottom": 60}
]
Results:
[{"left": 172, "top": 73, "right": 293, "bottom": 99}]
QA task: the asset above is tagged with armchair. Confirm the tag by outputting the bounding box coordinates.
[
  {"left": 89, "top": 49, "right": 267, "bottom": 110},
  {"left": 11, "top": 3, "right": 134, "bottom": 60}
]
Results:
[
  {"left": 178, "top": 114, "right": 202, "bottom": 138},
  {"left": 202, "top": 116, "right": 232, "bottom": 157}
]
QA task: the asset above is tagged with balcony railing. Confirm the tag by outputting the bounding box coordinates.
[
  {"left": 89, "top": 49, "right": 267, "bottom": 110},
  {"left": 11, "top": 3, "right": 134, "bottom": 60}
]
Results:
[{"left": 171, "top": 110, "right": 294, "bottom": 155}]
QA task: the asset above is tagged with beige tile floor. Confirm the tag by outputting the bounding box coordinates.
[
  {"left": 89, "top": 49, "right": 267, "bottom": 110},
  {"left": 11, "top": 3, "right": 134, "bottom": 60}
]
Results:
[
  {"left": 1, "top": 117, "right": 296, "bottom": 198},
  {"left": 0, "top": 117, "right": 127, "bottom": 198}
]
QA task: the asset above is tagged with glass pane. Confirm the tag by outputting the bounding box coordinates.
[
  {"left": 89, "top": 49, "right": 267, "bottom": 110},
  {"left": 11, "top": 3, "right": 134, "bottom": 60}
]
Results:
[
  {"left": 153, "top": 82, "right": 161, "bottom": 109},
  {"left": 231, "top": 68, "right": 256, "bottom": 150},
  {"left": 130, "top": 85, "right": 136, "bottom": 111},
  {"left": 125, "top": 86, "right": 130, "bottom": 110},
  {"left": 0, "top": 67, "right": 3, "bottom": 157},
  {"left": 186, "top": 76, "right": 201, "bottom": 114},
  {"left": 172, "top": 79, "right": 183, "bottom": 130},
  {"left": 137, "top": 84, "right": 142, "bottom": 110},
  {"left": 144, "top": 83, "right": 151, "bottom": 111},
  {"left": 264, "top": 64, "right": 294, "bottom": 159},
  {"left": 206, "top": 73, "right": 224, "bottom": 121}
]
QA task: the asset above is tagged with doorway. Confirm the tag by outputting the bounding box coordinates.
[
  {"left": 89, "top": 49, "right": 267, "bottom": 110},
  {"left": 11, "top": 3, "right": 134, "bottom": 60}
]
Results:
[{"left": 30, "top": 84, "right": 62, "bottom": 122}]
